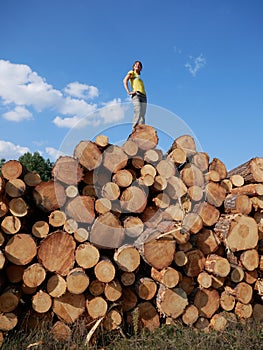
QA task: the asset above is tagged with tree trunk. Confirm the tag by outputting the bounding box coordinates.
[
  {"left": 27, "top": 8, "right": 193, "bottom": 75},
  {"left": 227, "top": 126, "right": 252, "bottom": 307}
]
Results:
[
  {"left": 156, "top": 284, "right": 188, "bottom": 319},
  {"left": 66, "top": 268, "right": 89, "bottom": 294},
  {"left": 168, "top": 134, "right": 196, "bottom": 158},
  {"left": 47, "top": 274, "right": 67, "bottom": 298},
  {"left": 224, "top": 194, "right": 252, "bottom": 215},
  {"left": 32, "top": 290, "right": 52, "bottom": 313},
  {"left": 205, "top": 254, "right": 231, "bottom": 277},
  {"left": 74, "top": 140, "right": 102, "bottom": 171},
  {"left": 33, "top": 180, "right": 66, "bottom": 211},
  {"left": 75, "top": 242, "right": 100, "bottom": 269},
  {"left": 129, "top": 124, "right": 158, "bottom": 151},
  {"left": 205, "top": 182, "right": 226, "bottom": 207},
  {"left": 135, "top": 277, "right": 157, "bottom": 300},
  {"left": 151, "top": 267, "right": 180, "bottom": 288},
  {"left": 209, "top": 158, "right": 227, "bottom": 180},
  {"left": 23, "top": 263, "right": 46, "bottom": 288},
  {"left": 5, "top": 179, "right": 26, "bottom": 198},
  {"left": 52, "top": 156, "right": 83, "bottom": 185},
  {"left": 227, "top": 157, "right": 263, "bottom": 183},
  {"left": 1, "top": 160, "right": 23, "bottom": 180},
  {"left": 86, "top": 296, "right": 108, "bottom": 319},
  {"left": 103, "top": 145, "right": 128, "bottom": 173},
  {"left": 120, "top": 185, "right": 148, "bottom": 213},
  {"left": 5, "top": 233, "right": 37, "bottom": 265},
  {"left": 53, "top": 292, "right": 86, "bottom": 323},
  {"left": 104, "top": 279, "right": 122, "bottom": 302},
  {"left": 113, "top": 245, "right": 141, "bottom": 272},
  {"left": 184, "top": 249, "right": 205, "bottom": 277},
  {"left": 94, "top": 257, "right": 116, "bottom": 283},
  {"left": 194, "top": 288, "right": 220, "bottom": 318}
]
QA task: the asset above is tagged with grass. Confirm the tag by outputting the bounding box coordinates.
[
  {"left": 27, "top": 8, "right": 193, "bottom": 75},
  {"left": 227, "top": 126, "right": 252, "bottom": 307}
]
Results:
[{"left": 1, "top": 317, "right": 262, "bottom": 350}]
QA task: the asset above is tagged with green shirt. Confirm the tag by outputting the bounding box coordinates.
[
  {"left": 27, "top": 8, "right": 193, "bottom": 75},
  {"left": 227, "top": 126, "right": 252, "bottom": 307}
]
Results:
[{"left": 128, "top": 70, "right": 146, "bottom": 95}]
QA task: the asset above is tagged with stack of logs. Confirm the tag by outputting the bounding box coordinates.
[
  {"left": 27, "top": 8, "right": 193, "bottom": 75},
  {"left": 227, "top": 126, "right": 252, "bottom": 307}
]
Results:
[{"left": 0, "top": 124, "right": 263, "bottom": 344}]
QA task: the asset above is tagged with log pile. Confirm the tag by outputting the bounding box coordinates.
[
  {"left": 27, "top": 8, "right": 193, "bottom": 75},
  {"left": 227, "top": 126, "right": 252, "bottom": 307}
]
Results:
[{"left": 0, "top": 124, "right": 263, "bottom": 343}]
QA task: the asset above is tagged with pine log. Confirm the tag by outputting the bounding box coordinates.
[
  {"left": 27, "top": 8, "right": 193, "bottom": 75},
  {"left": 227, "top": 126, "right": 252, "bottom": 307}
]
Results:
[
  {"left": 138, "top": 238, "right": 176, "bottom": 270},
  {"left": 104, "top": 279, "right": 122, "bottom": 301},
  {"left": 181, "top": 163, "right": 204, "bottom": 188},
  {"left": 49, "top": 210, "right": 66, "bottom": 227},
  {"left": 121, "top": 288, "right": 138, "bottom": 312},
  {"left": 235, "top": 302, "right": 253, "bottom": 319},
  {"left": 182, "top": 212, "right": 203, "bottom": 234},
  {"left": 0, "top": 289, "right": 20, "bottom": 312},
  {"left": 63, "top": 218, "right": 78, "bottom": 234},
  {"left": 135, "top": 277, "right": 157, "bottom": 300},
  {"left": 5, "top": 179, "right": 26, "bottom": 198},
  {"left": 240, "top": 249, "right": 259, "bottom": 271},
  {"left": 231, "top": 183, "right": 263, "bottom": 196},
  {"left": 205, "top": 170, "right": 221, "bottom": 182},
  {"left": 120, "top": 185, "right": 148, "bottom": 213},
  {"left": 33, "top": 180, "right": 66, "bottom": 211},
  {"left": 151, "top": 267, "right": 180, "bottom": 288},
  {"left": 209, "top": 313, "right": 228, "bottom": 331},
  {"left": 231, "top": 266, "right": 245, "bottom": 283},
  {"left": 103, "top": 309, "right": 122, "bottom": 331},
  {"left": 38, "top": 231, "right": 76, "bottom": 276},
  {"left": 102, "top": 145, "right": 128, "bottom": 173},
  {"left": 168, "top": 134, "right": 196, "bottom": 157},
  {"left": 152, "top": 192, "right": 170, "bottom": 209},
  {"left": 51, "top": 321, "right": 72, "bottom": 342},
  {"left": 0, "top": 199, "right": 9, "bottom": 218},
  {"left": 90, "top": 212, "right": 124, "bottom": 249},
  {"left": 144, "top": 149, "right": 162, "bottom": 163},
  {"left": 65, "top": 195, "right": 95, "bottom": 224},
  {"left": 74, "top": 243, "right": 99, "bottom": 270},
  {"left": 187, "top": 185, "right": 204, "bottom": 202},
  {"left": 156, "top": 284, "right": 188, "bottom": 319},
  {"left": 227, "top": 157, "right": 263, "bottom": 183},
  {"left": 214, "top": 214, "right": 258, "bottom": 252},
  {"left": 156, "top": 159, "right": 176, "bottom": 179},
  {"left": 89, "top": 280, "right": 105, "bottom": 296},
  {"left": 74, "top": 227, "right": 89, "bottom": 242},
  {"left": 24, "top": 172, "right": 42, "bottom": 187},
  {"left": 32, "top": 290, "right": 52, "bottom": 313},
  {"left": 197, "top": 271, "right": 213, "bottom": 288},
  {"left": 113, "top": 245, "right": 140, "bottom": 272},
  {"left": 229, "top": 174, "right": 244, "bottom": 187},
  {"left": 163, "top": 203, "right": 184, "bottom": 221},
  {"left": 205, "top": 182, "right": 226, "bottom": 207},
  {"left": 9, "top": 198, "right": 28, "bottom": 217},
  {"left": 95, "top": 134, "right": 109, "bottom": 148},
  {"left": 5, "top": 265, "right": 25, "bottom": 283},
  {"left": 74, "top": 140, "right": 102, "bottom": 171},
  {"left": 194, "top": 202, "right": 220, "bottom": 227},
  {"left": 165, "top": 176, "right": 188, "bottom": 199},
  {"left": 5, "top": 233, "right": 37, "bottom": 265},
  {"left": 52, "top": 156, "right": 83, "bottom": 185},
  {"left": 23, "top": 263, "right": 46, "bottom": 288},
  {"left": 112, "top": 169, "right": 133, "bottom": 187},
  {"left": 191, "top": 152, "right": 209, "bottom": 172},
  {"left": 174, "top": 251, "right": 188, "bottom": 267},
  {"left": 205, "top": 254, "right": 231, "bottom": 277},
  {"left": 123, "top": 216, "right": 144, "bottom": 238},
  {"left": 0, "top": 313, "right": 18, "bottom": 331},
  {"left": 32, "top": 220, "right": 49, "bottom": 238},
  {"left": 195, "top": 228, "right": 220, "bottom": 255},
  {"left": 184, "top": 249, "right": 205, "bottom": 277},
  {"left": 122, "top": 139, "right": 138, "bottom": 157},
  {"left": 94, "top": 257, "right": 116, "bottom": 283},
  {"left": 220, "top": 290, "right": 236, "bottom": 311},
  {"left": 1, "top": 215, "right": 21, "bottom": 234},
  {"left": 209, "top": 158, "right": 227, "bottom": 180},
  {"left": 66, "top": 268, "right": 89, "bottom": 294},
  {"left": 224, "top": 194, "right": 252, "bottom": 215},
  {"left": 101, "top": 182, "right": 120, "bottom": 200},
  {"left": 65, "top": 185, "right": 78, "bottom": 198},
  {"left": 168, "top": 147, "right": 187, "bottom": 165},
  {"left": 244, "top": 270, "right": 258, "bottom": 285},
  {"left": 130, "top": 301, "right": 160, "bottom": 331},
  {"left": 120, "top": 272, "right": 136, "bottom": 286},
  {"left": 131, "top": 156, "right": 144, "bottom": 169},
  {"left": 53, "top": 292, "right": 86, "bottom": 323},
  {"left": 1, "top": 160, "right": 23, "bottom": 180},
  {"left": 211, "top": 275, "right": 225, "bottom": 289},
  {"left": 181, "top": 305, "right": 199, "bottom": 326},
  {"left": 129, "top": 124, "right": 158, "bottom": 151},
  {"left": 47, "top": 274, "right": 67, "bottom": 297},
  {"left": 194, "top": 288, "right": 220, "bottom": 318},
  {"left": 86, "top": 296, "right": 108, "bottom": 319},
  {"left": 221, "top": 179, "right": 233, "bottom": 193},
  {"left": 152, "top": 175, "right": 167, "bottom": 191}
]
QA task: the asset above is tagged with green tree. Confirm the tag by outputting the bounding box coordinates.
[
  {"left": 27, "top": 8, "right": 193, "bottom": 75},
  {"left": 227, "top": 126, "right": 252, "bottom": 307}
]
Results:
[
  {"left": 19, "top": 152, "right": 53, "bottom": 181},
  {"left": 0, "top": 158, "right": 6, "bottom": 174}
]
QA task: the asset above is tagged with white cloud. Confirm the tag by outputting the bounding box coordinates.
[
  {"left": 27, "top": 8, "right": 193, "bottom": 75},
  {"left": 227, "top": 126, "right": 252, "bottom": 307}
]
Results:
[
  {"left": 0, "top": 140, "right": 30, "bottom": 159},
  {"left": 185, "top": 54, "right": 207, "bottom": 77},
  {"left": 2, "top": 106, "right": 33, "bottom": 122},
  {"left": 64, "top": 82, "right": 99, "bottom": 99},
  {"left": 52, "top": 115, "right": 88, "bottom": 128},
  {"left": 99, "top": 98, "right": 126, "bottom": 123},
  {"left": 45, "top": 147, "right": 65, "bottom": 161}
]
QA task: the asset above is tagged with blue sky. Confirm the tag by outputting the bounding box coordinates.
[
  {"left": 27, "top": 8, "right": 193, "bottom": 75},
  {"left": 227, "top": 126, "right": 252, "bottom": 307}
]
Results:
[{"left": 0, "top": 0, "right": 262, "bottom": 171}]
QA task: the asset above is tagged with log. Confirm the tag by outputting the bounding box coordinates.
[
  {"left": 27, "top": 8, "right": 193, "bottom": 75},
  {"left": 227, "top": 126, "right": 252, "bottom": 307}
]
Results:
[
  {"left": 195, "top": 228, "right": 220, "bottom": 255},
  {"left": 136, "top": 277, "right": 157, "bottom": 300},
  {"left": 181, "top": 305, "right": 199, "bottom": 326},
  {"left": 209, "top": 158, "right": 227, "bottom": 180},
  {"left": 5, "top": 265, "right": 24, "bottom": 283},
  {"left": 121, "top": 288, "right": 138, "bottom": 312},
  {"left": 151, "top": 267, "right": 180, "bottom": 288},
  {"left": 9, "top": 198, "right": 28, "bottom": 217},
  {"left": 38, "top": 231, "right": 76, "bottom": 276},
  {"left": 194, "top": 202, "right": 220, "bottom": 227},
  {"left": 224, "top": 194, "right": 252, "bottom": 215},
  {"left": 103, "top": 145, "right": 128, "bottom": 173},
  {"left": 231, "top": 266, "right": 245, "bottom": 283},
  {"left": 104, "top": 279, "right": 122, "bottom": 301},
  {"left": 180, "top": 163, "right": 204, "bottom": 188},
  {"left": 184, "top": 249, "right": 205, "bottom": 277},
  {"left": 49, "top": 210, "right": 67, "bottom": 227},
  {"left": 86, "top": 296, "right": 108, "bottom": 319},
  {"left": 205, "top": 182, "right": 226, "bottom": 207},
  {"left": 65, "top": 185, "right": 78, "bottom": 198},
  {"left": 5, "top": 233, "right": 37, "bottom": 265},
  {"left": 179, "top": 276, "right": 195, "bottom": 295},
  {"left": 0, "top": 289, "right": 20, "bottom": 312},
  {"left": 103, "top": 309, "right": 122, "bottom": 331},
  {"left": 52, "top": 156, "right": 83, "bottom": 185},
  {"left": 128, "top": 301, "right": 160, "bottom": 331},
  {"left": 205, "top": 254, "right": 231, "bottom": 277},
  {"left": 152, "top": 175, "right": 167, "bottom": 191},
  {"left": 66, "top": 195, "right": 95, "bottom": 224},
  {"left": 122, "top": 139, "right": 138, "bottom": 157},
  {"left": 210, "top": 313, "right": 228, "bottom": 331},
  {"left": 205, "top": 170, "right": 221, "bottom": 183},
  {"left": 5, "top": 179, "right": 26, "bottom": 198},
  {"left": 129, "top": 124, "right": 158, "bottom": 151},
  {"left": 197, "top": 271, "right": 213, "bottom": 288},
  {"left": 156, "top": 284, "right": 188, "bottom": 319},
  {"left": 66, "top": 268, "right": 89, "bottom": 294},
  {"left": 33, "top": 180, "right": 66, "bottom": 211},
  {"left": 120, "top": 272, "right": 136, "bottom": 286},
  {"left": 95, "top": 134, "right": 109, "bottom": 148},
  {"left": 0, "top": 176, "right": 5, "bottom": 195},
  {"left": 194, "top": 288, "right": 220, "bottom": 318},
  {"left": 90, "top": 212, "right": 124, "bottom": 249},
  {"left": 229, "top": 174, "right": 244, "bottom": 187},
  {"left": 113, "top": 245, "right": 141, "bottom": 272},
  {"left": 187, "top": 185, "right": 203, "bottom": 202},
  {"left": 252, "top": 303, "right": 263, "bottom": 321},
  {"left": 75, "top": 242, "right": 100, "bottom": 269},
  {"left": 63, "top": 218, "right": 78, "bottom": 234},
  {"left": 152, "top": 193, "right": 170, "bottom": 209},
  {"left": 51, "top": 321, "right": 72, "bottom": 341},
  {"left": 156, "top": 159, "right": 176, "bottom": 179},
  {"left": 163, "top": 203, "right": 184, "bottom": 221},
  {"left": 47, "top": 274, "right": 67, "bottom": 297},
  {"left": 112, "top": 169, "right": 133, "bottom": 187},
  {"left": 231, "top": 183, "right": 263, "bottom": 196},
  {"left": 123, "top": 216, "right": 144, "bottom": 238},
  {"left": 168, "top": 134, "right": 196, "bottom": 157},
  {"left": 101, "top": 182, "right": 120, "bottom": 200},
  {"left": 174, "top": 251, "right": 188, "bottom": 267},
  {"left": 235, "top": 302, "right": 253, "bottom": 319},
  {"left": 53, "top": 292, "right": 86, "bottom": 323},
  {"left": 240, "top": 249, "right": 259, "bottom": 271},
  {"left": 165, "top": 176, "right": 187, "bottom": 199},
  {"left": 138, "top": 238, "right": 176, "bottom": 270},
  {"left": 74, "top": 227, "right": 89, "bottom": 242},
  {"left": 0, "top": 313, "right": 18, "bottom": 331},
  {"left": 32, "top": 290, "right": 52, "bottom": 313},
  {"left": 94, "top": 257, "right": 116, "bottom": 283},
  {"left": 89, "top": 280, "right": 105, "bottom": 296},
  {"left": 1, "top": 215, "right": 21, "bottom": 234},
  {"left": 182, "top": 212, "right": 203, "bottom": 234},
  {"left": 24, "top": 172, "right": 42, "bottom": 187},
  {"left": 168, "top": 147, "right": 187, "bottom": 165},
  {"left": 23, "top": 263, "right": 46, "bottom": 288},
  {"left": 1, "top": 160, "right": 23, "bottom": 180},
  {"left": 32, "top": 220, "right": 49, "bottom": 238},
  {"left": 120, "top": 185, "right": 148, "bottom": 213},
  {"left": 227, "top": 157, "right": 263, "bottom": 183},
  {"left": 191, "top": 152, "right": 209, "bottom": 172},
  {"left": 73, "top": 140, "right": 102, "bottom": 171},
  {"left": 144, "top": 149, "right": 162, "bottom": 164},
  {"left": 220, "top": 290, "right": 236, "bottom": 311},
  {"left": 0, "top": 200, "right": 9, "bottom": 218},
  {"left": 214, "top": 214, "right": 258, "bottom": 252}
]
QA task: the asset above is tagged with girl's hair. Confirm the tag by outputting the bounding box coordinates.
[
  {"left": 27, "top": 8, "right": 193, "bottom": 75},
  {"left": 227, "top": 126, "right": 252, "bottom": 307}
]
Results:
[{"left": 132, "top": 60, "right": 143, "bottom": 70}]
